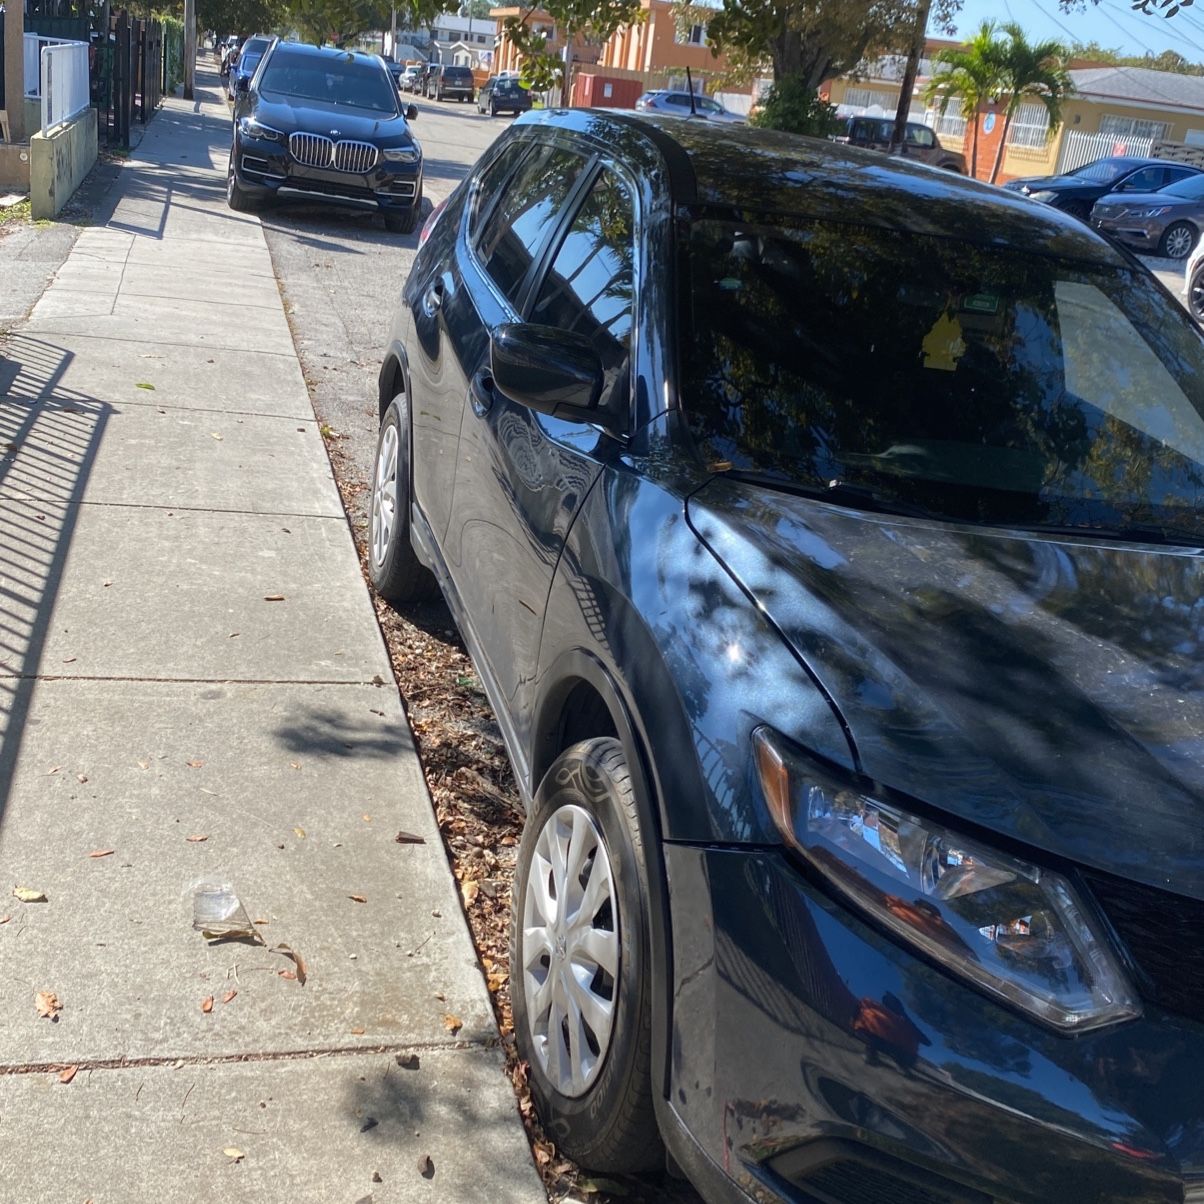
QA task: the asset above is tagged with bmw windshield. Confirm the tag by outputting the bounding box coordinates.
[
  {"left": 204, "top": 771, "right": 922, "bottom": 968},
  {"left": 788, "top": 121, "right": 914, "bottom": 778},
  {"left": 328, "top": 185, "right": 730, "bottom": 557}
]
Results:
[
  {"left": 259, "top": 50, "right": 398, "bottom": 114},
  {"left": 683, "top": 217, "right": 1204, "bottom": 543}
]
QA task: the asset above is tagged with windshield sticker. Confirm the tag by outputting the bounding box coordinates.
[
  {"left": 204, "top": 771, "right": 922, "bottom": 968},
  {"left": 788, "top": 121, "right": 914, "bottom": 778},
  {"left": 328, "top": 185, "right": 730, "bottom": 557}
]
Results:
[
  {"left": 962, "top": 293, "right": 1000, "bottom": 315},
  {"left": 922, "top": 311, "right": 966, "bottom": 372}
]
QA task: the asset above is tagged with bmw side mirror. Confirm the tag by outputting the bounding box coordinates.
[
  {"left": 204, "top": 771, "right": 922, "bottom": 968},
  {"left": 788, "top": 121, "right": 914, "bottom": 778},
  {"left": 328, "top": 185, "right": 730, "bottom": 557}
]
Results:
[
  {"left": 236, "top": 76, "right": 249, "bottom": 94},
  {"left": 406, "top": 104, "right": 418, "bottom": 121},
  {"left": 490, "top": 324, "right": 607, "bottom": 426}
]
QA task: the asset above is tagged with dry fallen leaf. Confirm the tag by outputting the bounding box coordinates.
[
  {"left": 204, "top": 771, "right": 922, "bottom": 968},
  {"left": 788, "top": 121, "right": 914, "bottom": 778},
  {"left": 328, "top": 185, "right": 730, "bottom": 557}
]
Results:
[
  {"left": 13, "top": 887, "right": 47, "bottom": 903},
  {"left": 47, "top": 766, "right": 61, "bottom": 776},
  {"left": 460, "top": 880, "right": 479, "bottom": 907},
  {"left": 76, "top": 774, "right": 88, "bottom": 784},
  {"left": 0, "top": 916, "right": 10, "bottom": 925},
  {"left": 396, "top": 1052, "right": 420, "bottom": 1070},
  {"left": 394, "top": 830, "right": 425, "bottom": 845},
  {"left": 264, "top": 594, "right": 285, "bottom": 602},
  {"left": 417, "top": 1154, "right": 434, "bottom": 1178},
  {"left": 186, "top": 834, "right": 209, "bottom": 843},
  {"left": 223, "top": 1147, "right": 245, "bottom": 1163},
  {"left": 136, "top": 759, "right": 150, "bottom": 770},
  {"left": 210, "top": 432, "right": 223, "bottom": 441},
  {"left": 348, "top": 894, "right": 367, "bottom": 904},
  {"left": 278, "top": 970, "right": 297, "bottom": 981},
  {"left": 186, "top": 760, "right": 204, "bottom": 769},
  {"left": 222, "top": 989, "right": 237, "bottom": 1004},
  {"left": 293, "top": 827, "right": 306, "bottom": 839},
  {"left": 442, "top": 1014, "right": 463, "bottom": 1035},
  {"left": 59, "top": 1065, "right": 78, "bottom": 1084},
  {"left": 201, "top": 996, "right": 214, "bottom": 1014},
  {"left": 274, "top": 943, "right": 307, "bottom": 985},
  {"left": 350, "top": 1026, "right": 365, "bottom": 1036},
  {"left": 35, "top": 991, "right": 61, "bottom": 1020},
  {"left": 62, "top": 657, "right": 76, "bottom": 664},
  {"left": 88, "top": 850, "right": 115, "bottom": 859}
]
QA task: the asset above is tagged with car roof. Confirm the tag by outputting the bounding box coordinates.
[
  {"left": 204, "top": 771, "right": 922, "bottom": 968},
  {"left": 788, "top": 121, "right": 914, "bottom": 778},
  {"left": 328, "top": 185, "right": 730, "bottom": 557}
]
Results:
[
  {"left": 515, "top": 109, "right": 1127, "bottom": 265},
  {"left": 268, "top": 42, "right": 384, "bottom": 68}
]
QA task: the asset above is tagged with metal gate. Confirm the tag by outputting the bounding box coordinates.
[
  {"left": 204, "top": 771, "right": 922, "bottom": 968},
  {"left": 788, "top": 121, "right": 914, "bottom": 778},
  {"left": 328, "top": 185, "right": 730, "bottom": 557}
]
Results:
[{"left": 1056, "top": 128, "right": 1154, "bottom": 174}]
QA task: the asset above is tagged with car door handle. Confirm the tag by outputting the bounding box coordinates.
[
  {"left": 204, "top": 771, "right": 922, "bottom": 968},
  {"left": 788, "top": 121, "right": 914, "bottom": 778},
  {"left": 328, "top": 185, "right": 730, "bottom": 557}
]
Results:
[
  {"left": 469, "top": 368, "right": 494, "bottom": 417},
  {"left": 422, "top": 279, "right": 444, "bottom": 317}
]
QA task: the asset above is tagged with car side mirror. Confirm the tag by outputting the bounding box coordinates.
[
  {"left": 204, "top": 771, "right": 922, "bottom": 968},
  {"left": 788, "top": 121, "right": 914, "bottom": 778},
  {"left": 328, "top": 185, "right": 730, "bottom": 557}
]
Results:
[
  {"left": 236, "top": 76, "right": 249, "bottom": 94},
  {"left": 491, "top": 324, "right": 605, "bottom": 424},
  {"left": 406, "top": 104, "right": 418, "bottom": 121}
]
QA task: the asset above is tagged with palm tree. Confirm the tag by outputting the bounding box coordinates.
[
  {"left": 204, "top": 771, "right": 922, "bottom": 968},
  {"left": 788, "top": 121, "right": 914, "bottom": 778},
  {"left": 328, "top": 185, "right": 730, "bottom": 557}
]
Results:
[
  {"left": 986, "top": 24, "right": 1073, "bottom": 185},
  {"left": 924, "top": 22, "right": 1003, "bottom": 180}
]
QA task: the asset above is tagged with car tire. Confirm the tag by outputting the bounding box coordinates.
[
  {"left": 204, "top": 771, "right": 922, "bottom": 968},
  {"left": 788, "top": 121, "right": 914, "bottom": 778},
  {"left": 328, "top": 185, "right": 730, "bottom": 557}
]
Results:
[
  {"left": 1190, "top": 263, "right": 1204, "bottom": 325},
  {"left": 1160, "top": 221, "right": 1197, "bottom": 260},
  {"left": 510, "top": 738, "right": 663, "bottom": 1174},
  {"left": 1061, "top": 200, "right": 1091, "bottom": 222},
  {"left": 369, "top": 394, "right": 439, "bottom": 602},
  {"left": 490, "top": 101, "right": 498, "bottom": 117},
  {"left": 226, "top": 154, "right": 261, "bottom": 212},
  {"left": 383, "top": 201, "right": 419, "bottom": 235}
]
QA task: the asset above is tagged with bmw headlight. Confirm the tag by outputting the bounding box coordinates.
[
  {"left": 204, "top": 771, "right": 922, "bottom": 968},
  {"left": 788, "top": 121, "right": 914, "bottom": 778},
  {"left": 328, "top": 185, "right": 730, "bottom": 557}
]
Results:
[
  {"left": 239, "top": 117, "right": 284, "bottom": 142},
  {"left": 754, "top": 729, "right": 1140, "bottom": 1032},
  {"left": 1028, "top": 189, "right": 1059, "bottom": 203},
  {"left": 382, "top": 145, "right": 421, "bottom": 163}
]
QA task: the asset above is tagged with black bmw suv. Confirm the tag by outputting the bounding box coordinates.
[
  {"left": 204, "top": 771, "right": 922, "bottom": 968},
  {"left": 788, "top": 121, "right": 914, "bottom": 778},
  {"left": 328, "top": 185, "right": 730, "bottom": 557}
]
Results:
[
  {"left": 227, "top": 42, "right": 423, "bottom": 233},
  {"left": 371, "top": 110, "right": 1204, "bottom": 1203}
]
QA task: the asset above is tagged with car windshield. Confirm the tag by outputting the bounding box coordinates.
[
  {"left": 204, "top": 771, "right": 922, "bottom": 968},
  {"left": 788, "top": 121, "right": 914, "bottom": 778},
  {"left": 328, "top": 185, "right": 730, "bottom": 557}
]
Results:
[
  {"left": 684, "top": 217, "right": 1204, "bottom": 541},
  {"left": 1162, "top": 174, "right": 1204, "bottom": 199},
  {"left": 1070, "top": 159, "right": 1134, "bottom": 184},
  {"left": 260, "top": 50, "right": 398, "bottom": 113}
]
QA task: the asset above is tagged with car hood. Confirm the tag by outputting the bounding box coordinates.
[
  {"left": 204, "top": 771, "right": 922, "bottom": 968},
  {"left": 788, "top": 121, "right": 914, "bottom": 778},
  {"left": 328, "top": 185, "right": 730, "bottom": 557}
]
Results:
[
  {"left": 1094, "top": 189, "right": 1195, "bottom": 212},
  {"left": 1006, "top": 173, "right": 1099, "bottom": 194},
  {"left": 251, "top": 92, "right": 412, "bottom": 143},
  {"left": 687, "top": 477, "right": 1204, "bottom": 898}
]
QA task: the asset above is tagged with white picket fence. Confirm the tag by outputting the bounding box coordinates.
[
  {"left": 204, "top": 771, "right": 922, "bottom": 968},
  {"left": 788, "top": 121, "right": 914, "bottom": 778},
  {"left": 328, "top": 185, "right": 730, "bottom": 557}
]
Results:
[
  {"left": 1057, "top": 129, "right": 1154, "bottom": 174},
  {"left": 22, "top": 34, "right": 90, "bottom": 132}
]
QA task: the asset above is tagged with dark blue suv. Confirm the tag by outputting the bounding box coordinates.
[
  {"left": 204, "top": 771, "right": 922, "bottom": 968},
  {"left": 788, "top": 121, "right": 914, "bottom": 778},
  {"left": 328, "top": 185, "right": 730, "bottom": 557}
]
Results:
[{"left": 371, "top": 110, "right": 1204, "bottom": 1203}]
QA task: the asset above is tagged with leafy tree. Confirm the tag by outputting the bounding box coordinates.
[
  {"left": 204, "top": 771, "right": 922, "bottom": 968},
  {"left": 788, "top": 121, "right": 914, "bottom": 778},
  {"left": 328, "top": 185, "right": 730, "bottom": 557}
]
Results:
[
  {"left": 700, "top": 0, "right": 962, "bottom": 92},
  {"left": 198, "top": 0, "right": 287, "bottom": 40},
  {"left": 751, "top": 75, "right": 840, "bottom": 136},
  {"left": 503, "top": 0, "right": 644, "bottom": 100},
  {"left": 283, "top": 0, "right": 454, "bottom": 46},
  {"left": 459, "top": 0, "right": 493, "bottom": 17},
  {"left": 1061, "top": 0, "right": 1190, "bottom": 16},
  {"left": 924, "top": 21, "right": 1002, "bottom": 179},
  {"left": 984, "top": 23, "right": 1072, "bottom": 184}
]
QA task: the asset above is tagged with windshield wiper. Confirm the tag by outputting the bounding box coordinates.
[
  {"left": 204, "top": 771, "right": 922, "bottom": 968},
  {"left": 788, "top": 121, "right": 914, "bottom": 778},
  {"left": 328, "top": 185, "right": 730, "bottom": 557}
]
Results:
[
  {"left": 991, "top": 521, "right": 1204, "bottom": 549},
  {"left": 719, "top": 471, "right": 947, "bottom": 521}
]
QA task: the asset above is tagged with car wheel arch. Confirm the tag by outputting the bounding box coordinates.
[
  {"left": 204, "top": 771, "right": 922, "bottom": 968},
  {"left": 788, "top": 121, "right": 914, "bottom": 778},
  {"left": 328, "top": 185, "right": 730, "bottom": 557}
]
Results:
[
  {"left": 528, "top": 649, "right": 675, "bottom": 1103},
  {"left": 378, "top": 344, "right": 411, "bottom": 421}
]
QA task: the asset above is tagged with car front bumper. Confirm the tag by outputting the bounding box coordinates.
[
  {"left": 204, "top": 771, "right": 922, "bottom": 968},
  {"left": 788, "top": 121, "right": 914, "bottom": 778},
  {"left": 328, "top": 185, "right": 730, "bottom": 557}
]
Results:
[
  {"left": 234, "top": 133, "right": 421, "bottom": 213},
  {"left": 1093, "top": 215, "right": 1169, "bottom": 250},
  {"left": 664, "top": 843, "right": 1204, "bottom": 1204}
]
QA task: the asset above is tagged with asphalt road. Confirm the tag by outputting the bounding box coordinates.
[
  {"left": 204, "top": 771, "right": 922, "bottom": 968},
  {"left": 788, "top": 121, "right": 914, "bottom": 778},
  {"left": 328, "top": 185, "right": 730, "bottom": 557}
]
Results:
[{"left": 259, "top": 91, "right": 509, "bottom": 538}]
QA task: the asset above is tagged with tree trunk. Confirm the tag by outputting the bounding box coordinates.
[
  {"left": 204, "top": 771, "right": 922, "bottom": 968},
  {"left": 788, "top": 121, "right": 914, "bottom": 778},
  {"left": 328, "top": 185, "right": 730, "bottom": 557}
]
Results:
[
  {"left": 889, "top": 0, "right": 931, "bottom": 154},
  {"left": 989, "top": 108, "right": 1014, "bottom": 184},
  {"left": 772, "top": 28, "right": 802, "bottom": 82},
  {"left": 969, "top": 108, "right": 978, "bottom": 178}
]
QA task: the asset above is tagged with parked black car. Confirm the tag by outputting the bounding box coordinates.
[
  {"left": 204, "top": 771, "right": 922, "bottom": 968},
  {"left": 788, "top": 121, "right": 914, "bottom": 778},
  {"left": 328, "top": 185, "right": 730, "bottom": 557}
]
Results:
[
  {"left": 371, "top": 109, "right": 1204, "bottom": 1204},
  {"left": 1004, "top": 154, "right": 1201, "bottom": 220},
  {"left": 477, "top": 75, "right": 531, "bottom": 116},
  {"left": 227, "top": 33, "right": 272, "bottom": 110},
  {"left": 833, "top": 114, "right": 966, "bottom": 171},
  {"left": 227, "top": 42, "right": 423, "bottom": 233},
  {"left": 426, "top": 63, "right": 474, "bottom": 101}
]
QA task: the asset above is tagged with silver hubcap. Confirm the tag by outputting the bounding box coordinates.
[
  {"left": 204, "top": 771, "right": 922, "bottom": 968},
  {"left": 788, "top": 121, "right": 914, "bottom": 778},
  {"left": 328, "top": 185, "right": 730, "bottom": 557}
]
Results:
[
  {"left": 1168, "top": 226, "right": 1193, "bottom": 258},
  {"left": 1192, "top": 272, "right": 1204, "bottom": 320},
  {"left": 522, "top": 804, "right": 619, "bottom": 1098},
  {"left": 371, "top": 420, "right": 399, "bottom": 567}
]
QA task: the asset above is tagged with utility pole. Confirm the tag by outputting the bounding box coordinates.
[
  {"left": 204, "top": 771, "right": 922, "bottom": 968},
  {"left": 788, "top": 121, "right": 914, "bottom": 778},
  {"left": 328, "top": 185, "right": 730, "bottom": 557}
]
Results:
[
  {"left": 183, "top": 0, "right": 196, "bottom": 99},
  {"left": 390, "top": 5, "right": 398, "bottom": 60},
  {"left": 889, "top": 0, "right": 931, "bottom": 155},
  {"left": 3, "top": 0, "right": 24, "bottom": 143}
]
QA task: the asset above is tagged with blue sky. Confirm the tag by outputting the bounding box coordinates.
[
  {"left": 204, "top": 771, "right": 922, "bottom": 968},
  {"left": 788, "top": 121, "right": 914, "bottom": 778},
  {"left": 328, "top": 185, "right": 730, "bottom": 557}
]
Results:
[{"left": 943, "top": 0, "right": 1204, "bottom": 59}]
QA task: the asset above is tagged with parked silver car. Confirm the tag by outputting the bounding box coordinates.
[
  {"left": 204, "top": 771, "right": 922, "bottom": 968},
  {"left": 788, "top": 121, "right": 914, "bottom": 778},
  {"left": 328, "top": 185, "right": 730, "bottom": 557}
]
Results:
[
  {"left": 634, "top": 90, "right": 744, "bottom": 123},
  {"left": 1091, "top": 171, "right": 1204, "bottom": 260}
]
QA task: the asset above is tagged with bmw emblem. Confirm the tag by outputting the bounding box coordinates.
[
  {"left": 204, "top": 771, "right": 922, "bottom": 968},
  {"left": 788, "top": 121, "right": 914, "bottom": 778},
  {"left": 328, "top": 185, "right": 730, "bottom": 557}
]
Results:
[{"left": 330, "top": 129, "right": 341, "bottom": 137}]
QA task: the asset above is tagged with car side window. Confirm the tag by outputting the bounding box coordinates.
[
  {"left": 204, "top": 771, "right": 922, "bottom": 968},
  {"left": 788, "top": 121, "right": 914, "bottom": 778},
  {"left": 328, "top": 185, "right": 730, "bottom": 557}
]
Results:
[
  {"left": 467, "top": 141, "right": 535, "bottom": 241},
  {"left": 907, "top": 125, "right": 935, "bottom": 148},
  {"left": 529, "top": 170, "right": 636, "bottom": 415},
  {"left": 476, "top": 144, "right": 591, "bottom": 306},
  {"left": 1123, "top": 166, "right": 1162, "bottom": 192},
  {"left": 1165, "top": 166, "right": 1197, "bottom": 186}
]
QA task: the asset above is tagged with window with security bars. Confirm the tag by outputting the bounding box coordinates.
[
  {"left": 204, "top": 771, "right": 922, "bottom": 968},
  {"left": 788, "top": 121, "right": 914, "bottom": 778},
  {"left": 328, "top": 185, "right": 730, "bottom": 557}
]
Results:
[
  {"left": 1100, "top": 113, "right": 1171, "bottom": 142},
  {"left": 843, "top": 86, "right": 900, "bottom": 112},
  {"left": 1007, "top": 103, "right": 1052, "bottom": 148},
  {"left": 932, "top": 100, "right": 967, "bottom": 137}
]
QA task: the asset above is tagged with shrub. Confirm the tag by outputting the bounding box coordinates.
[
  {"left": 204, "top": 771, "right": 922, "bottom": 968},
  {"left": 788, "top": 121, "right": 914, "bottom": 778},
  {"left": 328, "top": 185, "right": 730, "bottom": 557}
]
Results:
[{"left": 751, "top": 76, "right": 841, "bottom": 138}]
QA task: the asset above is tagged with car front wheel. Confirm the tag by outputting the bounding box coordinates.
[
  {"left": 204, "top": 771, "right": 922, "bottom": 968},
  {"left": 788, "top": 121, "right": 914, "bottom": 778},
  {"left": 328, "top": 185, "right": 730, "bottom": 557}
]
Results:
[
  {"left": 1161, "top": 220, "right": 1197, "bottom": 260},
  {"left": 510, "top": 738, "right": 662, "bottom": 1173},
  {"left": 369, "top": 393, "right": 438, "bottom": 601},
  {"left": 1190, "top": 263, "right": 1204, "bottom": 324},
  {"left": 226, "top": 153, "right": 262, "bottom": 212}
]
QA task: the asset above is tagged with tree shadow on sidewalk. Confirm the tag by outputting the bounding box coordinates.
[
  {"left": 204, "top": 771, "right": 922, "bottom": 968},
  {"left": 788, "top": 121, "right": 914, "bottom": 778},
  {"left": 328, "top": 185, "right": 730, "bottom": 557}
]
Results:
[{"left": 0, "top": 334, "right": 112, "bottom": 832}]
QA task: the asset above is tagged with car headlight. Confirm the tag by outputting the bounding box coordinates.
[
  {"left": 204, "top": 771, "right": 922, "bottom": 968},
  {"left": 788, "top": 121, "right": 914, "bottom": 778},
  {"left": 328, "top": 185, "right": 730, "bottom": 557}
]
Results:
[
  {"left": 1027, "top": 189, "right": 1059, "bottom": 203},
  {"left": 382, "top": 145, "right": 421, "bottom": 163},
  {"left": 1141, "top": 205, "right": 1173, "bottom": 218},
  {"left": 754, "top": 729, "right": 1140, "bottom": 1032},
  {"left": 239, "top": 117, "right": 283, "bottom": 142}
]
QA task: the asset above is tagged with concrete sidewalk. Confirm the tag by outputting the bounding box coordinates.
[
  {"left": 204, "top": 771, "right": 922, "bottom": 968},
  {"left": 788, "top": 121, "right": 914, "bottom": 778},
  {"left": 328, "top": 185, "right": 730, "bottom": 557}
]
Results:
[{"left": 0, "top": 67, "right": 543, "bottom": 1203}]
